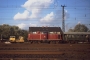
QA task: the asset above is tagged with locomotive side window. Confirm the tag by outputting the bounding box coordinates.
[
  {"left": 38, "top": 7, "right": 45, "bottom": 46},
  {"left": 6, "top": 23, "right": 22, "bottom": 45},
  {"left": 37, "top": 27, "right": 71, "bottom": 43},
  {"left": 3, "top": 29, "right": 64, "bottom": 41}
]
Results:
[
  {"left": 41, "top": 32, "right": 44, "bottom": 34},
  {"left": 33, "top": 32, "right": 37, "bottom": 34},
  {"left": 57, "top": 32, "right": 60, "bottom": 34},
  {"left": 49, "top": 32, "right": 54, "bottom": 34}
]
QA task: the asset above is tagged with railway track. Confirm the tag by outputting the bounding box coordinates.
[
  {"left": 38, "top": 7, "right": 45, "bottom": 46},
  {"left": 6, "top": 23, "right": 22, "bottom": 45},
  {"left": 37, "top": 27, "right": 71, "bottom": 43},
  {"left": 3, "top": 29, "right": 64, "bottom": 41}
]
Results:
[
  {"left": 0, "top": 54, "right": 63, "bottom": 58},
  {"left": 0, "top": 42, "right": 89, "bottom": 48},
  {"left": 0, "top": 53, "right": 90, "bottom": 60},
  {"left": 0, "top": 48, "right": 89, "bottom": 53},
  {"left": 0, "top": 50, "right": 64, "bottom": 54}
]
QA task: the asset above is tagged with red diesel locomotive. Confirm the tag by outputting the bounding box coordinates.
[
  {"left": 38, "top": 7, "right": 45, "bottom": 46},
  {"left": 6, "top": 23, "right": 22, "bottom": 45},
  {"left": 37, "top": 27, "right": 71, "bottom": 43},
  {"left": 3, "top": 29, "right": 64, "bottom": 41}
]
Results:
[{"left": 28, "top": 27, "right": 63, "bottom": 43}]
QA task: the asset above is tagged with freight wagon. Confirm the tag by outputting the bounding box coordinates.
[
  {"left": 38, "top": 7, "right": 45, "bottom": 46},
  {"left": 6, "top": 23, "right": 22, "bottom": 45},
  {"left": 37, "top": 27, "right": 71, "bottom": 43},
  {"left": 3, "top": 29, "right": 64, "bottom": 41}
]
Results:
[{"left": 28, "top": 27, "right": 63, "bottom": 44}]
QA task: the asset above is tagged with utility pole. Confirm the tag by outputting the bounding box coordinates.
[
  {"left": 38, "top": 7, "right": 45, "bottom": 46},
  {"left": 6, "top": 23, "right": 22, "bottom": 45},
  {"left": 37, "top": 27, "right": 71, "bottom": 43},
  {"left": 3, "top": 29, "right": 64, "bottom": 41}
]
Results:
[{"left": 61, "top": 5, "right": 66, "bottom": 32}]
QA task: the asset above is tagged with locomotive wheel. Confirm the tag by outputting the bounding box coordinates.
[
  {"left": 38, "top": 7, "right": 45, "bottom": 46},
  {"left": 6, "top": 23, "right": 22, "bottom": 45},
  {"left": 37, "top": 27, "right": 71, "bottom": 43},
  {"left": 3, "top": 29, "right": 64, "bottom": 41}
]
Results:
[
  {"left": 32, "top": 41, "right": 38, "bottom": 44},
  {"left": 29, "top": 41, "right": 32, "bottom": 44},
  {"left": 49, "top": 41, "right": 56, "bottom": 44},
  {"left": 55, "top": 41, "right": 59, "bottom": 44},
  {"left": 38, "top": 41, "right": 41, "bottom": 44}
]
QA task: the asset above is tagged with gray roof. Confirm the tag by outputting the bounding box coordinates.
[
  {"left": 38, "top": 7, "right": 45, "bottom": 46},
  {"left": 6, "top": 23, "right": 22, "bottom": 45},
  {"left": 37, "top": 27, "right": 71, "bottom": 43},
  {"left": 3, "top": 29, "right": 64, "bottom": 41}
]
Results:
[
  {"left": 64, "top": 32, "right": 90, "bottom": 35},
  {"left": 29, "top": 27, "right": 63, "bottom": 33}
]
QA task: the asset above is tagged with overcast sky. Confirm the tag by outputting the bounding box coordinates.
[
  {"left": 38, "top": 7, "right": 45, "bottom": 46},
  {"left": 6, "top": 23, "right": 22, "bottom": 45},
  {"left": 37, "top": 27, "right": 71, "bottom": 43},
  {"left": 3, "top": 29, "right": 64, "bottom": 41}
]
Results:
[{"left": 0, "top": 0, "right": 90, "bottom": 31}]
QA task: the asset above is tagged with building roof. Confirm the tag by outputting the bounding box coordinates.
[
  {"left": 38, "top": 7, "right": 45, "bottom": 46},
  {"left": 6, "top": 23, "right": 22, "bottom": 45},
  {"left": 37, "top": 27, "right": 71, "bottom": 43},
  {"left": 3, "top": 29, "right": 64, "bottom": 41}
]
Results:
[{"left": 29, "top": 27, "right": 63, "bottom": 33}]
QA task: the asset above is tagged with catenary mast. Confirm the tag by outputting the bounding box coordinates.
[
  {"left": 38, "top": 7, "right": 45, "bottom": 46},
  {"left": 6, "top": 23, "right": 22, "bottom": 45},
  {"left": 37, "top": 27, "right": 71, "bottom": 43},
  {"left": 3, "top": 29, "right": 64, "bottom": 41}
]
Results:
[{"left": 61, "top": 5, "right": 66, "bottom": 32}]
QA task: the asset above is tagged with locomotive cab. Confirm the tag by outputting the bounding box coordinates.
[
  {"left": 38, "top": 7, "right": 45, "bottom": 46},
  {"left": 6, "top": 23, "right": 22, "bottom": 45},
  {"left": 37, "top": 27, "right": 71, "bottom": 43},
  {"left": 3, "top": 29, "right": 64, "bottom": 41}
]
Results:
[{"left": 41, "top": 31, "right": 49, "bottom": 43}]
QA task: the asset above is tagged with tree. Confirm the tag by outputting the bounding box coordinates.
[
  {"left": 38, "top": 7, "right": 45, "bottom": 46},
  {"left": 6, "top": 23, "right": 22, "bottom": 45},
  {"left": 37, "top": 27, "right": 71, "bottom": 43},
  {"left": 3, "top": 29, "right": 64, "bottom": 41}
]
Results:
[
  {"left": 0, "top": 24, "right": 28, "bottom": 41},
  {"left": 74, "top": 24, "right": 88, "bottom": 32},
  {"left": 68, "top": 24, "right": 89, "bottom": 32},
  {"left": 0, "top": 24, "right": 11, "bottom": 39},
  {"left": 88, "top": 30, "right": 90, "bottom": 32},
  {"left": 68, "top": 29, "right": 74, "bottom": 32}
]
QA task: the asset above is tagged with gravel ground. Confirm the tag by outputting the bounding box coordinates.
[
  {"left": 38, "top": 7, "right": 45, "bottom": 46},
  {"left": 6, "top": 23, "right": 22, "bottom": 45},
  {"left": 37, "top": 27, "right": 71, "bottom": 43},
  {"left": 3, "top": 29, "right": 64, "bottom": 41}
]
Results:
[{"left": 0, "top": 43, "right": 90, "bottom": 60}]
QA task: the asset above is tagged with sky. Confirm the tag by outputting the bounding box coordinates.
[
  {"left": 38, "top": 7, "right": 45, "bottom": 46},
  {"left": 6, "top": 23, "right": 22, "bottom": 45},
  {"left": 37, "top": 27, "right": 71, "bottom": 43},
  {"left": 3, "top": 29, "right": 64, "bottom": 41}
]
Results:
[{"left": 0, "top": 0, "right": 90, "bottom": 31}]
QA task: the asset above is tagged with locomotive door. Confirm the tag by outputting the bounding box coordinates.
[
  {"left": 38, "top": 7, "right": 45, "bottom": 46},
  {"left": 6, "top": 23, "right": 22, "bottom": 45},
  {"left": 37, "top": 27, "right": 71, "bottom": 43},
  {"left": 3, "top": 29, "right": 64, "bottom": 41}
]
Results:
[{"left": 43, "top": 31, "right": 48, "bottom": 40}]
